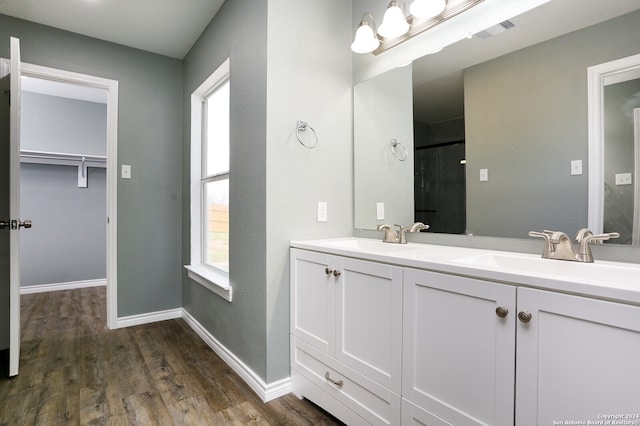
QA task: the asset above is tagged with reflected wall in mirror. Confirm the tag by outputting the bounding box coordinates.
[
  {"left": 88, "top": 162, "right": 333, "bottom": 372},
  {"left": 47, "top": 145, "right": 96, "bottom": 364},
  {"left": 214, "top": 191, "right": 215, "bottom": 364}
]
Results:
[
  {"left": 353, "top": 0, "right": 640, "bottom": 244},
  {"left": 587, "top": 54, "right": 640, "bottom": 245}
]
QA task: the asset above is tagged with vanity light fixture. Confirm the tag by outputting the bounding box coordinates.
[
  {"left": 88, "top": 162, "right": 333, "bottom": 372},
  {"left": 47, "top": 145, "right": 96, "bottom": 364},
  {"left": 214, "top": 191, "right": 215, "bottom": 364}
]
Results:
[{"left": 352, "top": 0, "right": 485, "bottom": 55}]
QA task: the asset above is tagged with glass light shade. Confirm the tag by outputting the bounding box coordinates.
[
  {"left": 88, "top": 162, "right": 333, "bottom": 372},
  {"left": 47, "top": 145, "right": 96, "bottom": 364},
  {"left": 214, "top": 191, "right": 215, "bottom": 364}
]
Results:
[
  {"left": 409, "top": 0, "right": 446, "bottom": 19},
  {"left": 377, "top": 4, "right": 410, "bottom": 38},
  {"left": 351, "top": 22, "right": 380, "bottom": 53}
]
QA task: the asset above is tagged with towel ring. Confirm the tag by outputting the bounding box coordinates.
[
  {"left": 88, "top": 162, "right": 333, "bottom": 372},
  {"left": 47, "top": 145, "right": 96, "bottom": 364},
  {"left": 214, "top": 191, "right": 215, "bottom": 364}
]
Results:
[
  {"left": 296, "top": 121, "right": 319, "bottom": 149},
  {"left": 391, "top": 139, "right": 407, "bottom": 161}
]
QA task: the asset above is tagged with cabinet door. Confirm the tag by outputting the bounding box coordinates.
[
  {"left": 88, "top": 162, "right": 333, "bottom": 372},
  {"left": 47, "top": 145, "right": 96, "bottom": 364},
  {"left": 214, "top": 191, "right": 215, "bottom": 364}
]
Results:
[
  {"left": 516, "top": 288, "right": 640, "bottom": 426},
  {"left": 403, "top": 268, "right": 516, "bottom": 426},
  {"left": 290, "top": 248, "right": 335, "bottom": 355},
  {"left": 335, "top": 257, "right": 403, "bottom": 393}
]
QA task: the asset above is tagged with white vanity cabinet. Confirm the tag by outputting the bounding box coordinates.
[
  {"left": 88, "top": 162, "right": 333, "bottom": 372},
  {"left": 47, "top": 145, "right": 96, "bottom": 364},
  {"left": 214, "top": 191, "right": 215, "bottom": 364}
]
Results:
[
  {"left": 291, "top": 239, "right": 640, "bottom": 426},
  {"left": 403, "top": 269, "right": 640, "bottom": 426},
  {"left": 402, "top": 268, "right": 517, "bottom": 425},
  {"left": 290, "top": 248, "right": 403, "bottom": 425},
  {"left": 516, "top": 287, "right": 640, "bottom": 425}
]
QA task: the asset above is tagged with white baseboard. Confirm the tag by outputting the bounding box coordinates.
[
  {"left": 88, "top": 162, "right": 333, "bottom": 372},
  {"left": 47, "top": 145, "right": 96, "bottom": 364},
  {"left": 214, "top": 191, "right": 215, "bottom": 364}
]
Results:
[
  {"left": 116, "top": 307, "right": 183, "bottom": 328},
  {"left": 20, "top": 278, "right": 107, "bottom": 295},
  {"left": 181, "top": 308, "right": 291, "bottom": 402}
]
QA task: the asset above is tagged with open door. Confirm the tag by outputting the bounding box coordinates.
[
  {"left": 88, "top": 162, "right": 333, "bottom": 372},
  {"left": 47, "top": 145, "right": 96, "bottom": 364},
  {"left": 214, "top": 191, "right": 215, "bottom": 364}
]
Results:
[{"left": 6, "top": 36, "right": 30, "bottom": 377}]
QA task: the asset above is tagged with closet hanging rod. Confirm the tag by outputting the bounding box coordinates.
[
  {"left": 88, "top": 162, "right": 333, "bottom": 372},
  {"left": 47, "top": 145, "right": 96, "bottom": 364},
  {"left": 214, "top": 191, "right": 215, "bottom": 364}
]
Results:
[{"left": 20, "top": 149, "right": 107, "bottom": 163}]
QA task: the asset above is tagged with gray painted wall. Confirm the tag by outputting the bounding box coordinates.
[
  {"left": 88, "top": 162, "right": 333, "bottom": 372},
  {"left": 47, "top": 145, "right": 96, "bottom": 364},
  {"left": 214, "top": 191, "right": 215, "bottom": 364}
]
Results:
[
  {"left": 20, "top": 164, "right": 106, "bottom": 286},
  {"left": 20, "top": 92, "right": 106, "bottom": 287},
  {"left": 0, "top": 14, "right": 183, "bottom": 319},
  {"left": 265, "top": 0, "right": 353, "bottom": 383},
  {"left": 181, "top": 0, "right": 269, "bottom": 381},
  {"left": 181, "top": 0, "right": 353, "bottom": 384},
  {"left": 21, "top": 92, "right": 106, "bottom": 156},
  {"left": 464, "top": 11, "right": 640, "bottom": 239}
]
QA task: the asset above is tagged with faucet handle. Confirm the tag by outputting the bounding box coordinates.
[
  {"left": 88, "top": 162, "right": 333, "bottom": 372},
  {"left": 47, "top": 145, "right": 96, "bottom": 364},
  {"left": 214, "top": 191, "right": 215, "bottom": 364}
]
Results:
[
  {"left": 575, "top": 228, "right": 593, "bottom": 243},
  {"left": 529, "top": 231, "right": 553, "bottom": 258},
  {"left": 409, "top": 222, "right": 429, "bottom": 232},
  {"left": 576, "top": 232, "right": 619, "bottom": 262}
]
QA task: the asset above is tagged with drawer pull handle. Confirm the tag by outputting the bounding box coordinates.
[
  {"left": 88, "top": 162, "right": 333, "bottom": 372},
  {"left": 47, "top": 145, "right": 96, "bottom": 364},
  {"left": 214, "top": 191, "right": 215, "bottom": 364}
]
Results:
[
  {"left": 325, "top": 267, "right": 333, "bottom": 275},
  {"left": 333, "top": 270, "right": 341, "bottom": 278},
  {"left": 325, "top": 372, "right": 343, "bottom": 388},
  {"left": 495, "top": 307, "right": 509, "bottom": 318},
  {"left": 518, "top": 311, "right": 532, "bottom": 323}
]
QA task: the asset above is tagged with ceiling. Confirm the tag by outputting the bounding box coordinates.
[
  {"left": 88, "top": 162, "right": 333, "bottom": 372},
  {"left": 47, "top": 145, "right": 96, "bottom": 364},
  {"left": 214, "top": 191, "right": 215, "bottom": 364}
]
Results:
[{"left": 0, "top": 0, "right": 225, "bottom": 59}]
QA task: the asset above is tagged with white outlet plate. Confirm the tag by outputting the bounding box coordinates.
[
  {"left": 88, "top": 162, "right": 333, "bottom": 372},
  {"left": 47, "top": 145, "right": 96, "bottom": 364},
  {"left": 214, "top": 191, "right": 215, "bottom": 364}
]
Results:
[
  {"left": 317, "top": 201, "right": 328, "bottom": 222},
  {"left": 376, "top": 202, "right": 385, "bottom": 220},
  {"left": 615, "top": 172, "right": 632, "bottom": 185},
  {"left": 570, "top": 160, "right": 582, "bottom": 176},
  {"left": 121, "top": 164, "right": 131, "bottom": 179},
  {"left": 479, "top": 169, "right": 488, "bottom": 182}
]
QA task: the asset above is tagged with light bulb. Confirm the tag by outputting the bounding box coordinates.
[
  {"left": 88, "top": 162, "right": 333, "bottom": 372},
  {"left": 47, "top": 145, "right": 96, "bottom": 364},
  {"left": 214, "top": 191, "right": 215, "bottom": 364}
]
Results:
[
  {"left": 378, "top": 2, "right": 410, "bottom": 39},
  {"left": 351, "top": 22, "right": 380, "bottom": 53},
  {"left": 410, "top": 0, "right": 446, "bottom": 20}
]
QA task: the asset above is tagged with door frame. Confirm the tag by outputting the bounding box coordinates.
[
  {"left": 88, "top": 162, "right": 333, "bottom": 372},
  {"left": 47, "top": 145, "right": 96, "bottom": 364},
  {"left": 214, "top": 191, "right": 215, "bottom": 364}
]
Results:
[{"left": 20, "top": 62, "right": 119, "bottom": 329}]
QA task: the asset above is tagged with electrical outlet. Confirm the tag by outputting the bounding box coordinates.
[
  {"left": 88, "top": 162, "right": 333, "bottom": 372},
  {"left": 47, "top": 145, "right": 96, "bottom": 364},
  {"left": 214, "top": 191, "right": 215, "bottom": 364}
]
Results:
[
  {"left": 376, "top": 202, "right": 385, "bottom": 220},
  {"left": 317, "top": 202, "right": 328, "bottom": 222},
  {"left": 615, "top": 172, "right": 632, "bottom": 185},
  {"left": 479, "top": 169, "right": 488, "bottom": 182}
]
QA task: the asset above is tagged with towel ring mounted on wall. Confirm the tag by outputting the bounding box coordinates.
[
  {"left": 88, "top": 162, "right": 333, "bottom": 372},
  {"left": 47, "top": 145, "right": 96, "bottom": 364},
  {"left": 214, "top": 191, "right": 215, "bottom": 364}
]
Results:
[
  {"left": 296, "top": 121, "right": 319, "bottom": 149},
  {"left": 390, "top": 139, "right": 408, "bottom": 161}
]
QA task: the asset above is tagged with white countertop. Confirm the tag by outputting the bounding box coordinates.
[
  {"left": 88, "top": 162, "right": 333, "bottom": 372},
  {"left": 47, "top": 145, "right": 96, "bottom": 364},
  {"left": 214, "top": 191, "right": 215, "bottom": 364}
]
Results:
[{"left": 290, "top": 237, "right": 640, "bottom": 306}]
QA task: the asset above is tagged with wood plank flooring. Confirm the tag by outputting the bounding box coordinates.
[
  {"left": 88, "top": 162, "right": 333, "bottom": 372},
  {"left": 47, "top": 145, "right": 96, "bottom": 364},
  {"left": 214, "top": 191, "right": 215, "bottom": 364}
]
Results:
[{"left": 0, "top": 287, "right": 343, "bottom": 425}]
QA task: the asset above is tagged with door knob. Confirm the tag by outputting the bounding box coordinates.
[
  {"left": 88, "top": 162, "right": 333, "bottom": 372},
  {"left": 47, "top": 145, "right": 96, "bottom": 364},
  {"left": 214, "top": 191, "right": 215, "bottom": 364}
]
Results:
[
  {"left": 0, "top": 219, "right": 32, "bottom": 230},
  {"left": 518, "top": 311, "right": 532, "bottom": 323},
  {"left": 18, "top": 220, "right": 32, "bottom": 229},
  {"left": 495, "top": 306, "right": 509, "bottom": 318}
]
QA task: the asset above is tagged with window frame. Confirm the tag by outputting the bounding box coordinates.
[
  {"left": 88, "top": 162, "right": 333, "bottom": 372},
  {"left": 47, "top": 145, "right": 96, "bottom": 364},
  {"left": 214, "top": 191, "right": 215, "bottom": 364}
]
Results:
[{"left": 185, "top": 58, "right": 232, "bottom": 302}]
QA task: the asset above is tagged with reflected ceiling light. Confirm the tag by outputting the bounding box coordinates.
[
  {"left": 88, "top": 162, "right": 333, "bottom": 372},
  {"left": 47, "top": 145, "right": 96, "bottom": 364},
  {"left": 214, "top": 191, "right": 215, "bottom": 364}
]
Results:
[
  {"left": 351, "top": 14, "right": 381, "bottom": 54},
  {"left": 377, "top": 1, "right": 410, "bottom": 39},
  {"left": 410, "top": 0, "right": 447, "bottom": 19}
]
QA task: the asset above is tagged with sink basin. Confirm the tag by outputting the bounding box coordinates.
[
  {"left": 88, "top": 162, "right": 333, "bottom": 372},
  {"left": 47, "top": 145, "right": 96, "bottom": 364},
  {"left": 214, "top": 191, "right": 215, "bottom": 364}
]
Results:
[{"left": 453, "top": 252, "right": 640, "bottom": 287}]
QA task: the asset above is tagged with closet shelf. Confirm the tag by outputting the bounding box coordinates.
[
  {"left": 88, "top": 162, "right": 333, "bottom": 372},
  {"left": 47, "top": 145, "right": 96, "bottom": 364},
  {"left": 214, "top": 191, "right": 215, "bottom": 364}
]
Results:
[{"left": 20, "top": 149, "right": 107, "bottom": 188}]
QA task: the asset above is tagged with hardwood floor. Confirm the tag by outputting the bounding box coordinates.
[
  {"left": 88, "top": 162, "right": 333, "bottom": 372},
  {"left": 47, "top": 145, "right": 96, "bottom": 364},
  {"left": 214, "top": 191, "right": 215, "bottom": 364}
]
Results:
[{"left": 0, "top": 287, "right": 343, "bottom": 425}]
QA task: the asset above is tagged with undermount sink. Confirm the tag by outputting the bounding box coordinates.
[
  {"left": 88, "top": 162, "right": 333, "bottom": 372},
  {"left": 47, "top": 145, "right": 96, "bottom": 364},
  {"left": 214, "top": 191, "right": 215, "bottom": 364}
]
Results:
[{"left": 453, "top": 252, "right": 640, "bottom": 287}]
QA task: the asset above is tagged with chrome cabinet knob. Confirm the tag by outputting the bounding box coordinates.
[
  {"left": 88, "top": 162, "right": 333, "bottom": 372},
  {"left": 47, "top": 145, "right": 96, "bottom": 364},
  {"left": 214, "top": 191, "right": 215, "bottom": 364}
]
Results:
[
  {"left": 333, "top": 270, "right": 341, "bottom": 277},
  {"left": 518, "top": 311, "right": 532, "bottom": 323},
  {"left": 325, "top": 267, "right": 333, "bottom": 276},
  {"left": 495, "top": 307, "right": 509, "bottom": 318}
]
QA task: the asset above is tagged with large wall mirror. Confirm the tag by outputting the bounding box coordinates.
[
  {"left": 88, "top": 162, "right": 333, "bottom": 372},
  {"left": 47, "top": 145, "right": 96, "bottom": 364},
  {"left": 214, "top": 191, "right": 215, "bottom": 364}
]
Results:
[{"left": 353, "top": 0, "right": 640, "bottom": 245}]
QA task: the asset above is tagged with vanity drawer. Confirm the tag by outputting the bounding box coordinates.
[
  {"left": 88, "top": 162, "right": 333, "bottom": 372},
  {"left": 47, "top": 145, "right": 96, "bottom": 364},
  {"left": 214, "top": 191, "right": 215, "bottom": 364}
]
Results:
[{"left": 291, "top": 338, "right": 401, "bottom": 426}]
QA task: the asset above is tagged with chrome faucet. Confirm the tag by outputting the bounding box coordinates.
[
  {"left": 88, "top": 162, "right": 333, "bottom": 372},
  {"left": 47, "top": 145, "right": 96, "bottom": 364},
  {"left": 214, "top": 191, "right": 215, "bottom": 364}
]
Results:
[
  {"left": 529, "top": 228, "right": 619, "bottom": 262},
  {"left": 377, "top": 222, "right": 429, "bottom": 244}
]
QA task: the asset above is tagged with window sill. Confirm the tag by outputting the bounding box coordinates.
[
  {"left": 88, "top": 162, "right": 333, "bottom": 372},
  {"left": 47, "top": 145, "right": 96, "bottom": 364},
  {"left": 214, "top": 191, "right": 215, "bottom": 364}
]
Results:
[{"left": 184, "top": 265, "right": 232, "bottom": 302}]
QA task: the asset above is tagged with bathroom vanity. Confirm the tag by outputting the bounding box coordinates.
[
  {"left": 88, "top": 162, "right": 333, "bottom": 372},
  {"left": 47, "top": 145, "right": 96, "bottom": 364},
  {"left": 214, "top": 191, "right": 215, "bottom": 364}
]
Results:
[{"left": 289, "top": 238, "right": 640, "bottom": 426}]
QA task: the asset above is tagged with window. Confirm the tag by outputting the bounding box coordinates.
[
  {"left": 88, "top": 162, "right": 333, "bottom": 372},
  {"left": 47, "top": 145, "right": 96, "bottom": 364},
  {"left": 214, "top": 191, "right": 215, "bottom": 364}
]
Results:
[{"left": 186, "top": 59, "right": 232, "bottom": 302}]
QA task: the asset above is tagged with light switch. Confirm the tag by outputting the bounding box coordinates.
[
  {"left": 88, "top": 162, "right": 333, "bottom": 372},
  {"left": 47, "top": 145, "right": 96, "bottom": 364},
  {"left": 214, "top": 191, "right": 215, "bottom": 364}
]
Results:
[
  {"left": 121, "top": 164, "right": 131, "bottom": 179},
  {"left": 570, "top": 160, "right": 582, "bottom": 176},
  {"left": 317, "top": 202, "right": 328, "bottom": 222},
  {"left": 376, "top": 202, "right": 385, "bottom": 220},
  {"left": 479, "top": 169, "right": 488, "bottom": 182}
]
